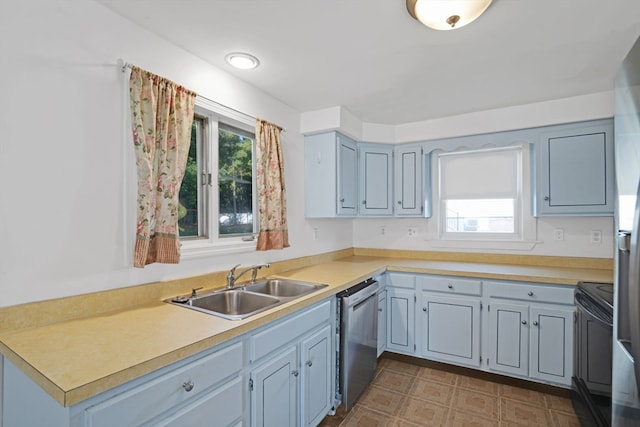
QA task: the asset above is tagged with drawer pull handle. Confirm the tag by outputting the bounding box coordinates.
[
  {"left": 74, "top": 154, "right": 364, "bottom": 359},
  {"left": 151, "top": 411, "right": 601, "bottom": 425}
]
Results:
[
  {"left": 533, "top": 321, "right": 539, "bottom": 326},
  {"left": 522, "top": 320, "right": 527, "bottom": 325},
  {"left": 292, "top": 370, "right": 299, "bottom": 377},
  {"left": 423, "top": 307, "right": 427, "bottom": 312},
  {"left": 182, "top": 380, "right": 194, "bottom": 392},
  {"left": 447, "top": 284, "right": 453, "bottom": 289},
  {"left": 527, "top": 291, "right": 534, "bottom": 296},
  {"left": 378, "top": 308, "right": 383, "bottom": 312},
  {"left": 306, "top": 360, "right": 313, "bottom": 367}
]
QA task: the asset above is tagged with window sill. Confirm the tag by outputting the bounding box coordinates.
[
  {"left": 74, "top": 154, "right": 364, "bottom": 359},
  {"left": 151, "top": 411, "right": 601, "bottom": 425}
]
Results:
[{"left": 180, "top": 238, "right": 256, "bottom": 260}]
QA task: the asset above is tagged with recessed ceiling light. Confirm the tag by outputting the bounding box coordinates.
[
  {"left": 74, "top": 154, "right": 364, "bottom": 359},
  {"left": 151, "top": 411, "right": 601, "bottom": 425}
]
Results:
[{"left": 225, "top": 52, "right": 260, "bottom": 70}]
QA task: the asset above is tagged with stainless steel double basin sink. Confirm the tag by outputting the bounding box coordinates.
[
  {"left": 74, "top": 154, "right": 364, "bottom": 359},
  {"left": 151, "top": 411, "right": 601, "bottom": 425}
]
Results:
[{"left": 165, "top": 279, "right": 328, "bottom": 320}]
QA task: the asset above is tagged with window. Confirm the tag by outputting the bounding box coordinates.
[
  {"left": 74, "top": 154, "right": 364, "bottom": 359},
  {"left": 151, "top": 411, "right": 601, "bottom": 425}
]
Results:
[
  {"left": 437, "top": 146, "right": 523, "bottom": 240},
  {"left": 177, "top": 98, "right": 257, "bottom": 256}
]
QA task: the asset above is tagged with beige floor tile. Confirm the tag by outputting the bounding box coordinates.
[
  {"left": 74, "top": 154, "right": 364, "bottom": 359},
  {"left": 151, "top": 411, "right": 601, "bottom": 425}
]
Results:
[
  {"left": 383, "top": 359, "right": 421, "bottom": 376},
  {"left": 341, "top": 406, "right": 396, "bottom": 427},
  {"left": 397, "top": 396, "right": 449, "bottom": 425},
  {"left": 500, "top": 397, "right": 552, "bottom": 426},
  {"left": 451, "top": 387, "right": 499, "bottom": 419},
  {"left": 500, "top": 384, "right": 547, "bottom": 406},
  {"left": 410, "top": 377, "right": 455, "bottom": 406},
  {"left": 456, "top": 375, "right": 500, "bottom": 395},
  {"left": 359, "top": 385, "right": 407, "bottom": 416},
  {"left": 391, "top": 420, "right": 423, "bottom": 427},
  {"left": 543, "top": 394, "right": 575, "bottom": 414},
  {"left": 447, "top": 409, "right": 501, "bottom": 427},
  {"left": 416, "top": 365, "right": 458, "bottom": 385},
  {"left": 548, "top": 410, "right": 582, "bottom": 427},
  {"left": 374, "top": 369, "right": 415, "bottom": 394}
]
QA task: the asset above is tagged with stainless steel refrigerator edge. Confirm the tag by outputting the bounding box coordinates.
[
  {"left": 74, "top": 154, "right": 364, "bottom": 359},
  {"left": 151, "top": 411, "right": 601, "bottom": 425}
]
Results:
[{"left": 613, "top": 34, "right": 640, "bottom": 426}]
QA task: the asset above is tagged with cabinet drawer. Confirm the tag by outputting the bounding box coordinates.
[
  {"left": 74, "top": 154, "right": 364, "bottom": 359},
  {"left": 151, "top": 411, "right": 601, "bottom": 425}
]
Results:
[
  {"left": 251, "top": 300, "right": 331, "bottom": 361},
  {"left": 387, "top": 273, "right": 416, "bottom": 289},
  {"left": 85, "top": 341, "right": 243, "bottom": 427},
  {"left": 418, "top": 276, "right": 481, "bottom": 296},
  {"left": 484, "top": 281, "right": 574, "bottom": 305}
]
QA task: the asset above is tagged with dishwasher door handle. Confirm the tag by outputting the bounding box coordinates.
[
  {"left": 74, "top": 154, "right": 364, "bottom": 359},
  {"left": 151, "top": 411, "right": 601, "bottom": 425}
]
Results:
[{"left": 350, "top": 292, "right": 377, "bottom": 310}]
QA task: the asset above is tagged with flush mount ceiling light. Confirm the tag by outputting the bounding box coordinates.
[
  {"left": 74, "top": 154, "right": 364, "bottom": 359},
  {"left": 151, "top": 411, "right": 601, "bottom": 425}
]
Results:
[
  {"left": 406, "top": 0, "right": 493, "bottom": 30},
  {"left": 225, "top": 52, "right": 260, "bottom": 70}
]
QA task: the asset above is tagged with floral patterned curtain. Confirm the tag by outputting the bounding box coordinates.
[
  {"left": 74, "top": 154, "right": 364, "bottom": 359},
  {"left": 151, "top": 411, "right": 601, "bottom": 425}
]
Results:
[
  {"left": 255, "top": 119, "right": 290, "bottom": 250},
  {"left": 129, "top": 67, "right": 196, "bottom": 267}
]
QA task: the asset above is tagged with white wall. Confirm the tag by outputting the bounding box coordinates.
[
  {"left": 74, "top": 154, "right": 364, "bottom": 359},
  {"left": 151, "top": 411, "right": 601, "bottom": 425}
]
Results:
[{"left": 0, "top": 0, "right": 352, "bottom": 308}]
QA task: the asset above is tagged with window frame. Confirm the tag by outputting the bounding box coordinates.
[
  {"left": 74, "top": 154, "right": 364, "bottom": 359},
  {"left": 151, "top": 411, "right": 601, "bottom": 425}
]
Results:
[
  {"left": 179, "top": 96, "right": 258, "bottom": 259},
  {"left": 429, "top": 142, "right": 537, "bottom": 250}
]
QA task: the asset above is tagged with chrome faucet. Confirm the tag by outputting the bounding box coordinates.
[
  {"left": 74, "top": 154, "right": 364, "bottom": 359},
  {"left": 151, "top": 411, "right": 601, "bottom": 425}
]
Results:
[{"left": 227, "top": 263, "right": 271, "bottom": 289}]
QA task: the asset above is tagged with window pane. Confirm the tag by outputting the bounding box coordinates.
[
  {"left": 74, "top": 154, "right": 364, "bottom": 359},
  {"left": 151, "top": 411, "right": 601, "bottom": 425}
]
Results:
[
  {"left": 445, "top": 199, "right": 515, "bottom": 233},
  {"left": 178, "top": 118, "right": 204, "bottom": 238},
  {"left": 218, "top": 125, "right": 254, "bottom": 237}
]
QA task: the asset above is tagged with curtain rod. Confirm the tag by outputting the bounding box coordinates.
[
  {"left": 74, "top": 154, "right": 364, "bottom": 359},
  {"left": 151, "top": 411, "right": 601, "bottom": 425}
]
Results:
[{"left": 119, "top": 59, "right": 286, "bottom": 132}]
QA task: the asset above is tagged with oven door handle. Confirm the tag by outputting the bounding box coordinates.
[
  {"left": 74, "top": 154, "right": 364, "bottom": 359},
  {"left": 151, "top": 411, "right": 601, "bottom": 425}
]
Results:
[{"left": 575, "top": 293, "right": 613, "bottom": 327}]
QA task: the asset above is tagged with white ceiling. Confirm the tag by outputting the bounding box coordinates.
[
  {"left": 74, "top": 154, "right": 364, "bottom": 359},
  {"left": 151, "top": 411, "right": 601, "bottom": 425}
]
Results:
[{"left": 97, "top": 0, "right": 640, "bottom": 125}]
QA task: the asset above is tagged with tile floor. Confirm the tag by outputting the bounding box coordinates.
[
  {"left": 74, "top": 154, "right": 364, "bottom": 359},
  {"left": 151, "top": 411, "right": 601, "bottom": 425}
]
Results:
[{"left": 320, "top": 355, "right": 580, "bottom": 427}]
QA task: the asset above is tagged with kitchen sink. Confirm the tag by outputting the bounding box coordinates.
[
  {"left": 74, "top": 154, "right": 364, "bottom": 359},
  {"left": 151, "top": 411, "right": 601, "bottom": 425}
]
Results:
[
  {"left": 188, "top": 290, "right": 280, "bottom": 320},
  {"left": 165, "top": 279, "right": 328, "bottom": 320},
  {"left": 242, "top": 279, "right": 328, "bottom": 297}
]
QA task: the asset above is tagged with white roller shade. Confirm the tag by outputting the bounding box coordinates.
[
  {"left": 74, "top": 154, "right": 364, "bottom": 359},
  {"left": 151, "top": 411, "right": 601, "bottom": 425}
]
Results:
[{"left": 439, "top": 147, "right": 520, "bottom": 200}]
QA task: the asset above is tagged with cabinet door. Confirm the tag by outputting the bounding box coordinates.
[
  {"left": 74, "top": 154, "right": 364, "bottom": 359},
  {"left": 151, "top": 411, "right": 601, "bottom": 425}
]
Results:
[
  {"left": 337, "top": 135, "right": 358, "bottom": 215},
  {"left": 488, "top": 302, "right": 529, "bottom": 377},
  {"left": 251, "top": 346, "right": 298, "bottom": 427},
  {"left": 358, "top": 143, "right": 393, "bottom": 215},
  {"left": 386, "top": 288, "right": 415, "bottom": 354},
  {"left": 300, "top": 325, "right": 332, "bottom": 427},
  {"left": 535, "top": 120, "right": 614, "bottom": 215},
  {"left": 377, "top": 291, "right": 387, "bottom": 357},
  {"left": 420, "top": 295, "right": 481, "bottom": 367},
  {"left": 530, "top": 307, "right": 573, "bottom": 386},
  {"left": 394, "top": 145, "right": 423, "bottom": 216}
]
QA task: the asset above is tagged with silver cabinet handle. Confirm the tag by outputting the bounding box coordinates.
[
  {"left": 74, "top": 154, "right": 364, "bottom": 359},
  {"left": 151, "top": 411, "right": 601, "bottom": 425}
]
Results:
[
  {"left": 292, "top": 370, "right": 299, "bottom": 377},
  {"left": 533, "top": 321, "right": 539, "bottom": 326},
  {"left": 340, "top": 198, "right": 345, "bottom": 202},
  {"left": 182, "top": 380, "right": 194, "bottom": 392},
  {"left": 521, "top": 320, "right": 527, "bottom": 325},
  {"left": 306, "top": 360, "right": 313, "bottom": 367},
  {"left": 378, "top": 308, "right": 383, "bottom": 312},
  {"left": 397, "top": 201, "right": 402, "bottom": 205},
  {"left": 362, "top": 200, "right": 366, "bottom": 204},
  {"left": 423, "top": 307, "right": 427, "bottom": 312},
  {"left": 527, "top": 291, "right": 533, "bottom": 296},
  {"left": 447, "top": 283, "right": 453, "bottom": 289},
  {"left": 544, "top": 196, "right": 550, "bottom": 201}
]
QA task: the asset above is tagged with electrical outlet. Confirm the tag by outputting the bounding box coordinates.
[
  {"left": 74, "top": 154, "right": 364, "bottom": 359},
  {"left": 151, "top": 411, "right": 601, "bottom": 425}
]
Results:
[
  {"left": 407, "top": 227, "right": 417, "bottom": 237},
  {"left": 554, "top": 228, "right": 564, "bottom": 241},
  {"left": 312, "top": 228, "right": 318, "bottom": 241},
  {"left": 590, "top": 230, "right": 602, "bottom": 244},
  {"left": 380, "top": 226, "right": 386, "bottom": 236}
]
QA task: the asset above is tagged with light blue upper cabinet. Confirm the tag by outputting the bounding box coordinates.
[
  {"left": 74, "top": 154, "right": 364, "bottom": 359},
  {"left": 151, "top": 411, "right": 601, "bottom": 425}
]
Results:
[
  {"left": 393, "top": 144, "right": 432, "bottom": 217},
  {"left": 533, "top": 119, "right": 614, "bottom": 216},
  {"left": 304, "top": 132, "right": 358, "bottom": 217},
  {"left": 358, "top": 143, "right": 393, "bottom": 215}
]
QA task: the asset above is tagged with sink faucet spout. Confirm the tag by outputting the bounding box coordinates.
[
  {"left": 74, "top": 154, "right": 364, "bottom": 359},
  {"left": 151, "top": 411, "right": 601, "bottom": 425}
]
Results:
[{"left": 227, "top": 263, "right": 271, "bottom": 288}]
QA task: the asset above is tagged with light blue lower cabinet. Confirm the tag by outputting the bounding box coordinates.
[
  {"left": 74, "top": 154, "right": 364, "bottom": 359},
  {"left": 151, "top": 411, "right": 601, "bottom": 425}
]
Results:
[
  {"left": 249, "top": 300, "right": 334, "bottom": 427},
  {"left": 419, "top": 294, "right": 481, "bottom": 368},
  {"left": 386, "top": 288, "right": 416, "bottom": 355},
  {"left": 488, "top": 302, "right": 529, "bottom": 377},
  {"left": 251, "top": 346, "right": 298, "bottom": 427},
  {"left": 381, "top": 273, "right": 575, "bottom": 388}
]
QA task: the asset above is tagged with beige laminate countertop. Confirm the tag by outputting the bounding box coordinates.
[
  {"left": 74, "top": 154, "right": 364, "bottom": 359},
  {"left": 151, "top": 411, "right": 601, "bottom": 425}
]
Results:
[{"left": 0, "top": 255, "right": 613, "bottom": 407}]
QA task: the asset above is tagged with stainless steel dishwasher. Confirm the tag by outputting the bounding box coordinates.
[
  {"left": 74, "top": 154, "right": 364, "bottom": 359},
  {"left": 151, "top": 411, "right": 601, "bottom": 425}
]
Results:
[{"left": 337, "top": 278, "right": 379, "bottom": 411}]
